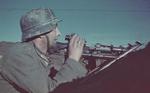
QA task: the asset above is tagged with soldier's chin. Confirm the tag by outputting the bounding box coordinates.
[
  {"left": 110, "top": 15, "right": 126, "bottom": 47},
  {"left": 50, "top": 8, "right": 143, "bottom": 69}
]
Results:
[{"left": 48, "top": 42, "right": 56, "bottom": 48}]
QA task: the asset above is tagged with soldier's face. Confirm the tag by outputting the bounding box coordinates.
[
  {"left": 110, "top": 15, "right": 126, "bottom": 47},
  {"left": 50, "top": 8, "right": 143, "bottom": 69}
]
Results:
[{"left": 46, "top": 27, "right": 61, "bottom": 48}]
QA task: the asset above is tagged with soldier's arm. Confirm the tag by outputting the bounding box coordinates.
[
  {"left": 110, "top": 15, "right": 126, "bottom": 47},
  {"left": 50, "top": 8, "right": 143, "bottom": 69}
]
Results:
[{"left": 0, "top": 50, "right": 87, "bottom": 93}]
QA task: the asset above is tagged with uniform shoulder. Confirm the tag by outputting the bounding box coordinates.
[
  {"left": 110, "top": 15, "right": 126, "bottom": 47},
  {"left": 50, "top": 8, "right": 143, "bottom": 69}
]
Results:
[
  {"left": 0, "top": 41, "right": 15, "bottom": 54},
  {"left": 0, "top": 41, "right": 34, "bottom": 56}
]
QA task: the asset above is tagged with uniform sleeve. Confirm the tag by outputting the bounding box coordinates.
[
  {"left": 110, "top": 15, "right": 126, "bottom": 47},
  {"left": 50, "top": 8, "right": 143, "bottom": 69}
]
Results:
[
  {"left": 1, "top": 51, "right": 87, "bottom": 93},
  {"left": 54, "top": 58, "right": 87, "bottom": 84}
]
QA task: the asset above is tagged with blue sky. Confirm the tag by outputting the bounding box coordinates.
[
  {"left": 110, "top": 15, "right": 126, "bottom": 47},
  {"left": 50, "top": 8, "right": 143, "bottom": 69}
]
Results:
[{"left": 0, "top": 0, "right": 150, "bottom": 46}]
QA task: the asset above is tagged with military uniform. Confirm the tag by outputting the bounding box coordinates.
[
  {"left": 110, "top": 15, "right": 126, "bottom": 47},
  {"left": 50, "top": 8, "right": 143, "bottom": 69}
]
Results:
[{"left": 0, "top": 42, "right": 87, "bottom": 93}]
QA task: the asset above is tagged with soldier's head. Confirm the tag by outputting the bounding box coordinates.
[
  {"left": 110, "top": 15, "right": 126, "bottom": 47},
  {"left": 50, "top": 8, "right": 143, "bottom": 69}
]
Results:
[{"left": 20, "top": 8, "right": 61, "bottom": 48}]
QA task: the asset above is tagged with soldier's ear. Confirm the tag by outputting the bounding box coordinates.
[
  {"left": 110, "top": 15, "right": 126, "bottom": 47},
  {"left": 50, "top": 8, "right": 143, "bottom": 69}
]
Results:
[
  {"left": 39, "top": 35, "right": 45, "bottom": 39},
  {"left": 38, "top": 35, "right": 48, "bottom": 42}
]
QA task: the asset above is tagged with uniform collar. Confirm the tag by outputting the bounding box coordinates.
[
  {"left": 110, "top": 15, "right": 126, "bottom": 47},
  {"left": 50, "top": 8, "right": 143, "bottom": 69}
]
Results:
[{"left": 32, "top": 41, "right": 49, "bottom": 66}]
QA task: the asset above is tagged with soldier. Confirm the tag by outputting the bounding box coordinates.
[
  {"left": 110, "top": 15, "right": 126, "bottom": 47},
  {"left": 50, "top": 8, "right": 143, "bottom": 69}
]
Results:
[{"left": 0, "top": 8, "right": 87, "bottom": 93}]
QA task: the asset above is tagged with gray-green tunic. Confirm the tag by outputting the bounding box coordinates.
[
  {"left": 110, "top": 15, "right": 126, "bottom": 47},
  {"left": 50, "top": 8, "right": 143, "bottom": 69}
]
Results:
[{"left": 0, "top": 42, "right": 87, "bottom": 93}]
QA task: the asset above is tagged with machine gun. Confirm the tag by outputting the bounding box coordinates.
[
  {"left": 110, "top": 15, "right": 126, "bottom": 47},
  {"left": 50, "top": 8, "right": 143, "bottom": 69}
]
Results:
[{"left": 49, "top": 34, "right": 142, "bottom": 75}]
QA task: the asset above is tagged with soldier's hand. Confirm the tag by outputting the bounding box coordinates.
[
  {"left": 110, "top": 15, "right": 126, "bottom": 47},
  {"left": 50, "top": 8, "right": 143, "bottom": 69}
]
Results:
[{"left": 68, "top": 34, "right": 85, "bottom": 62}]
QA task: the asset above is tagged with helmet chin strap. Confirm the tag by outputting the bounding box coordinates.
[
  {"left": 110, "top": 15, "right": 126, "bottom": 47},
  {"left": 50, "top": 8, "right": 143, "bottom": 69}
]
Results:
[{"left": 45, "top": 34, "right": 50, "bottom": 53}]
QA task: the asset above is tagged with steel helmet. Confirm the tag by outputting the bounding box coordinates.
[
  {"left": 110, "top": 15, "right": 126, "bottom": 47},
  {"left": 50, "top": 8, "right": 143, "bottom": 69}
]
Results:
[{"left": 20, "top": 8, "right": 60, "bottom": 41}]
